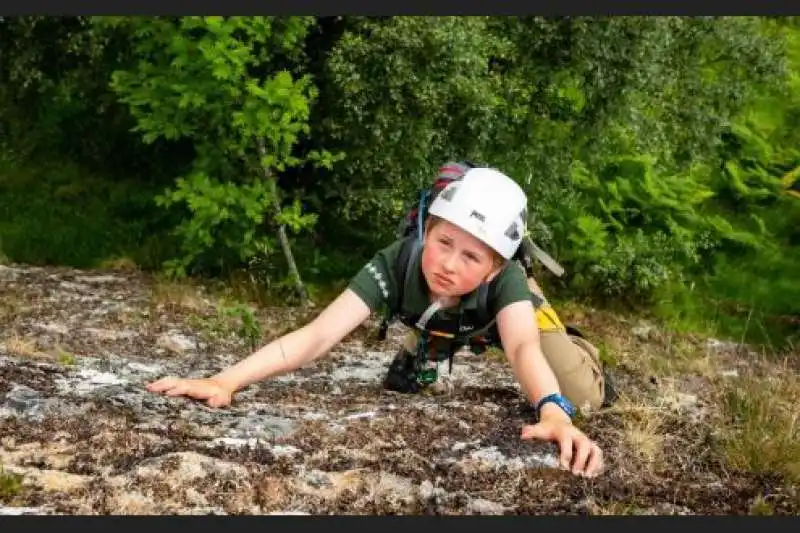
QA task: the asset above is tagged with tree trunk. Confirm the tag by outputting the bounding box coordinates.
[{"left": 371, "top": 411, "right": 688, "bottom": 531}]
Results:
[{"left": 258, "top": 139, "right": 314, "bottom": 308}]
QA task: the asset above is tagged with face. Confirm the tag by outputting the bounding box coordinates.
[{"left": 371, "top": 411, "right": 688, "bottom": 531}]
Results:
[{"left": 420, "top": 218, "right": 502, "bottom": 299}]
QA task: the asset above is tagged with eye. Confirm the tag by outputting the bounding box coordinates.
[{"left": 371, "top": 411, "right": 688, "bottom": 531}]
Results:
[
  {"left": 438, "top": 237, "right": 452, "bottom": 247},
  {"left": 464, "top": 252, "right": 481, "bottom": 263}
]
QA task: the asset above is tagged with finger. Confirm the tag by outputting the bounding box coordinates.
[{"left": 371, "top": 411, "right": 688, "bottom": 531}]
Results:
[
  {"left": 521, "top": 423, "right": 552, "bottom": 441},
  {"left": 585, "top": 444, "right": 604, "bottom": 478},
  {"left": 147, "top": 377, "right": 179, "bottom": 392},
  {"left": 206, "top": 396, "right": 220, "bottom": 408},
  {"left": 164, "top": 381, "right": 196, "bottom": 397},
  {"left": 571, "top": 437, "right": 592, "bottom": 476},
  {"left": 207, "top": 393, "right": 229, "bottom": 409},
  {"left": 558, "top": 433, "right": 574, "bottom": 470},
  {"left": 520, "top": 424, "right": 539, "bottom": 440}
]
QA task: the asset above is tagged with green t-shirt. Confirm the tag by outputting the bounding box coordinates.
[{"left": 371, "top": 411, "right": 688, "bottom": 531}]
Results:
[{"left": 348, "top": 237, "right": 535, "bottom": 337}]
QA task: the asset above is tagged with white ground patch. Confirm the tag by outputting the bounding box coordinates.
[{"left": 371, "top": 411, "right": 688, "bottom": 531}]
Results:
[
  {"left": 0, "top": 506, "right": 54, "bottom": 516},
  {"left": 468, "top": 445, "right": 560, "bottom": 470},
  {"left": 327, "top": 350, "right": 393, "bottom": 383},
  {"left": 55, "top": 368, "right": 129, "bottom": 395}
]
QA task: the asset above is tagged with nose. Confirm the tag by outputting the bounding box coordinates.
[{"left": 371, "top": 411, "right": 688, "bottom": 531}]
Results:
[{"left": 441, "top": 250, "right": 458, "bottom": 273}]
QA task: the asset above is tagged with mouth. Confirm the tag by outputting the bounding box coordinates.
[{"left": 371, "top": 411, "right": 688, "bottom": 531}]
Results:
[{"left": 433, "top": 274, "right": 453, "bottom": 287}]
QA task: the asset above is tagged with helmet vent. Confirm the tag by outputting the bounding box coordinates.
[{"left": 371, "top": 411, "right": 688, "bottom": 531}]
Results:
[
  {"left": 440, "top": 185, "right": 459, "bottom": 201},
  {"left": 469, "top": 210, "right": 485, "bottom": 222},
  {"left": 505, "top": 222, "right": 520, "bottom": 241}
]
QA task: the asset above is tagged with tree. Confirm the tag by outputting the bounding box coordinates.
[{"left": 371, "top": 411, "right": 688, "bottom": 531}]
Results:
[{"left": 101, "top": 16, "right": 336, "bottom": 305}]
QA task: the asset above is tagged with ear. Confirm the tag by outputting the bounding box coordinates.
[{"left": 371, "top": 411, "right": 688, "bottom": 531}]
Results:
[{"left": 483, "top": 261, "right": 507, "bottom": 283}]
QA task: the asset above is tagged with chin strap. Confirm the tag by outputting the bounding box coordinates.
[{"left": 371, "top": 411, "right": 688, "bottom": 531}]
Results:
[{"left": 415, "top": 299, "right": 444, "bottom": 331}]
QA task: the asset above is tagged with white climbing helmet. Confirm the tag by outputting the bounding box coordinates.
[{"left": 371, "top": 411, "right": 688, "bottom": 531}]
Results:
[{"left": 427, "top": 167, "right": 528, "bottom": 260}]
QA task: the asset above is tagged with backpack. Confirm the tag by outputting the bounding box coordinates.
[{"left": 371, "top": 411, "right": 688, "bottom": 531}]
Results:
[{"left": 377, "top": 160, "right": 563, "bottom": 342}]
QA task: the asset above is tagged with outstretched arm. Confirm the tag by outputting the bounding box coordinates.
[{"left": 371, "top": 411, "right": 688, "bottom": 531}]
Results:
[
  {"left": 147, "top": 288, "right": 372, "bottom": 405},
  {"left": 496, "top": 299, "right": 604, "bottom": 477},
  {"left": 213, "top": 289, "right": 371, "bottom": 390}
]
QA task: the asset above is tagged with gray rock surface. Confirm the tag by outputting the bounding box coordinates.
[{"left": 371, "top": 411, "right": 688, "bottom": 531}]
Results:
[{"left": 0, "top": 264, "right": 559, "bottom": 515}]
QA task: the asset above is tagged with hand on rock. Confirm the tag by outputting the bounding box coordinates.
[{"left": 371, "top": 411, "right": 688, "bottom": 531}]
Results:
[
  {"left": 521, "top": 419, "right": 604, "bottom": 478},
  {"left": 146, "top": 377, "right": 233, "bottom": 408}
]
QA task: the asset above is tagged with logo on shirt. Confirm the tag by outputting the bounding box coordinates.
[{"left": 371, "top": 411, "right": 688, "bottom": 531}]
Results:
[{"left": 366, "top": 262, "right": 389, "bottom": 299}]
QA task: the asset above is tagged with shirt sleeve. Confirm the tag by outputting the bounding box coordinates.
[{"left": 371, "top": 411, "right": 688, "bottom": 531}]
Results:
[
  {"left": 346, "top": 238, "right": 405, "bottom": 312},
  {"left": 491, "top": 262, "right": 537, "bottom": 314}
]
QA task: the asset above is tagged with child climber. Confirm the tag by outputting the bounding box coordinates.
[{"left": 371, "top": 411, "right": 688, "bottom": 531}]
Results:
[
  {"left": 385, "top": 161, "right": 612, "bottom": 411},
  {"left": 148, "top": 166, "right": 605, "bottom": 478}
]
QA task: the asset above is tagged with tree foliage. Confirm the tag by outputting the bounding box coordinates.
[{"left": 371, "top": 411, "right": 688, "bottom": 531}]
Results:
[
  {"left": 0, "top": 15, "right": 797, "bottom": 319},
  {"left": 97, "top": 16, "right": 332, "bottom": 278}
]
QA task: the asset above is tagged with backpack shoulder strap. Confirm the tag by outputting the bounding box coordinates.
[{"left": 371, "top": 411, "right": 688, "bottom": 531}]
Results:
[
  {"left": 393, "top": 235, "right": 420, "bottom": 314},
  {"left": 475, "top": 282, "right": 493, "bottom": 327},
  {"left": 378, "top": 236, "right": 420, "bottom": 340}
]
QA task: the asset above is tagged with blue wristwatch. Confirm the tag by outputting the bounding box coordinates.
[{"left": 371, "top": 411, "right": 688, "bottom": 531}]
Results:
[{"left": 536, "top": 393, "right": 577, "bottom": 418}]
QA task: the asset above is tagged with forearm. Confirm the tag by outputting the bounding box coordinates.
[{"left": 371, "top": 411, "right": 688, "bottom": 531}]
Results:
[
  {"left": 511, "top": 343, "right": 571, "bottom": 422},
  {"left": 509, "top": 342, "right": 561, "bottom": 404},
  {"left": 211, "top": 323, "right": 327, "bottom": 393},
  {"left": 496, "top": 301, "right": 572, "bottom": 424},
  {"left": 508, "top": 342, "right": 572, "bottom": 423}
]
